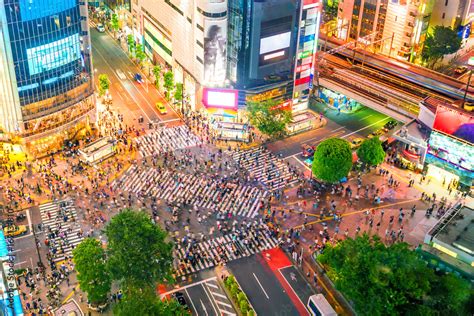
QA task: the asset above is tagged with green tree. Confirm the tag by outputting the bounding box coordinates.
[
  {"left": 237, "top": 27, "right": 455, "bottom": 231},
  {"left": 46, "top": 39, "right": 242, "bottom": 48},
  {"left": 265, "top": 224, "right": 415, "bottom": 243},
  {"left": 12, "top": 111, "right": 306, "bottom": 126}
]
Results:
[
  {"left": 127, "top": 34, "right": 136, "bottom": 55},
  {"left": 114, "top": 285, "right": 187, "bottom": 316},
  {"left": 323, "top": 0, "right": 339, "bottom": 21},
  {"left": 246, "top": 99, "right": 293, "bottom": 138},
  {"left": 317, "top": 235, "right": 472, "bottom": 316},
  {"left": 424, "top": 273, "right": 472, "bottom": 315},
  {"left": 312, "top": 138, "right": 352, "bottom": 183},
  {"left": 357, "top": 137, "right": 386, "bottom": 166},
  {"left": 163, "top": 71, "right": 174, "bottom": 100},
  {"left": 110, "top": 14, "right": 119, "bottom": 36},
  {"left": 422, "top": 26, "right": 462, "bottom": 68},
  {"left": 152, "top": 65, "right": 162, "bottom": 89},
  {"left": 98, "top": 74, "right": 110, "bottom": 97},
  {"left": 174, "top": 83, "right": 184, "bottom": 101},
  {"left": 105, "top": 210, "right": 174, "bottom": 288},
  {"left": 73, "top": 238, "right": 111, "bottom": 305},
  {"left": 135, "top": 43, "right": 147, "bottom": 64}
]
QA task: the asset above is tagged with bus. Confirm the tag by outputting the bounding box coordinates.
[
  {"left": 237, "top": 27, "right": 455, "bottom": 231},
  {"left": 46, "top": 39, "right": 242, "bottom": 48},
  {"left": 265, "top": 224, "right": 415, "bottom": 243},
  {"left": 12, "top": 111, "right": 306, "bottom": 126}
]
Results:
[{"left": 307, "top": 294, "right": 337, "bottom": 316}]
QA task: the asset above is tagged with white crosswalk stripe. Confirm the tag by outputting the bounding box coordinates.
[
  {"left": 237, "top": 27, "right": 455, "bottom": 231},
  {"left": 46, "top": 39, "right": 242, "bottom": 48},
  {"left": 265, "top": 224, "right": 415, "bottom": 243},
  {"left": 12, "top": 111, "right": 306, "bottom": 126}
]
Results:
[
  {"left": 230, "top": 146, "right": 300, "bottom": 191},
  {"left": 174, "top": 226, "right": 278, "bottom": 277},
  {"left": 112, "top": 165, "right": 268, "bottom": 218},
  {"left": 135, "top": 125, "right": 202, "bottom": 157},
  {"left": 39, "top": 200, "right": 84, "bottom": 263}
]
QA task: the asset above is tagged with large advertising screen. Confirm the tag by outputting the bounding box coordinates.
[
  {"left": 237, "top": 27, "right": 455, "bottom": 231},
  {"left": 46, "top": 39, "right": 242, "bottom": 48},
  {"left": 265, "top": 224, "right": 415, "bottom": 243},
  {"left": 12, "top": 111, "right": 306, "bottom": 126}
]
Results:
[
  {"left": 203, "top": 19, "right": 227, "bottom": 85},
  {"left": 259, "top": 32, "right": 291, "bottom": 55},
  {"left": 428, "top": 131, "right": 473, "bottom": 172},
  {"left": 203, "top": 88, "right": 238, "bottom": 110},
  {"left": 27, "top": 33, "right": 81, "bottom": 76},
  {"left": 20, "top": 0, "right": 76, "bottom": 22},
  {"left": 432, "top": 105, "right": 474, "bottom": 144}
]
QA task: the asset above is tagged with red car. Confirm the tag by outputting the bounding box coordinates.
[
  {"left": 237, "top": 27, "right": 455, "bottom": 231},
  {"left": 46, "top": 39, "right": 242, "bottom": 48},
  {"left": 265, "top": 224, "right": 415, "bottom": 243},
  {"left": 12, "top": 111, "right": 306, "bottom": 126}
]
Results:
[{"left": 301, "top": 144, "right": 316, "bottom": 158}]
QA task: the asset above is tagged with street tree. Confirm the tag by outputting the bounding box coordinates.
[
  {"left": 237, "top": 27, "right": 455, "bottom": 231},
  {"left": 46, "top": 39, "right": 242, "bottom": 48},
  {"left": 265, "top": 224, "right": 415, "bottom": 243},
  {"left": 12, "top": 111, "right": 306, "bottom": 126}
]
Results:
[
  {"left": 135, "top": 43, "right": 147, "bottom": 64},
  {"left": 422, "top": 26, "right": 461, "bottom": 68},
  {"left": 152, "top": 65, "right": 162, "bottom": 89},
  {"left": 163, "top": 71, "right": 174, "bottom": 100},
  {"left": 317, "top": 235, "right": 472, "bottom": 315},
  {"left": 127, "top": 34, "right": 135, "bottom": 55},
  {"left": 357, "top": 137, "right": 386, "bottom": 166},
  {"left": 246, "top": 99, "right": 293, "bottom": 139},
  {"left": 312, "top": 137, "right": 352, "bottom": 183},
  {"left": 322, "top": 0, "right": 339, "bottom": 22},
  {"left": 110, "top": 14, "right": 119, "bottom": 37},
  {"left": 174, "top": 82, "right": 184, "bottom": 102},
  {"left": 98, "top": 74, "right": 111, "bottom": 97},
  {"left": 73, "top": 238, "right": 111, "bottom": 305},
  {"left": 105, "top": 210, "right": 174, "bottom": 288},
  {"left": 114, "top": 285, "right": 187, "bottom": 316}
]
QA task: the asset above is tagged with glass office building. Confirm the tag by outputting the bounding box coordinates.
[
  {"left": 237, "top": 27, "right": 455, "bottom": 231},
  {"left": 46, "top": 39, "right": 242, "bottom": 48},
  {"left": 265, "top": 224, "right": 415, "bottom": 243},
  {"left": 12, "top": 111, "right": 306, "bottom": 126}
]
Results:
[{"left": 0, "top": 0, "right": 95, "bottom": 154}]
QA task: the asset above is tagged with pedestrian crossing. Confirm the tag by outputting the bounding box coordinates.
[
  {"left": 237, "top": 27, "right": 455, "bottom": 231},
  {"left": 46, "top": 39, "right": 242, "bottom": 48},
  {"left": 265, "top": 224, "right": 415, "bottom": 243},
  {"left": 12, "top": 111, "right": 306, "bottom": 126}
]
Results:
[
  {"left": 112, "top": 165, "right": 267, "bottom": 218},
  {"left": 230, "top": 147, "right": 300, "bottom": 191},
  {"left": 39, "top": 200, "right": 84, "bottom": 263},
  {"left": 135, "top": 125, "right": 202, "bottom": 157},
  {"left": 174, "top": 226, "right": 278, "bottom": 276}
]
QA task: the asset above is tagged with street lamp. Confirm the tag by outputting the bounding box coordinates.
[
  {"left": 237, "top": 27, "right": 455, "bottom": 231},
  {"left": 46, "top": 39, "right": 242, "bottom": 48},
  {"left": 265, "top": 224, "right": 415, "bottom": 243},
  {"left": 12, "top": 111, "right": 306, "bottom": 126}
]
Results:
[{"left": 461, "top": 56, "right": 474, "bottom": 108}]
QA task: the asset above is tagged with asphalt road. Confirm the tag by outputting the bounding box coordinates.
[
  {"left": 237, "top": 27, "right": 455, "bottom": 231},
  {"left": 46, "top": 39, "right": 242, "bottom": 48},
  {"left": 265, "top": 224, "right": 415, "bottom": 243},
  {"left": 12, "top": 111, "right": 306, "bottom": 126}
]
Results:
[
  {"left": 227, "top": 255, "right": 302, "bottom": 316},
  {"left": 90, "top": 25, "right": 180, "bottom": 125}
]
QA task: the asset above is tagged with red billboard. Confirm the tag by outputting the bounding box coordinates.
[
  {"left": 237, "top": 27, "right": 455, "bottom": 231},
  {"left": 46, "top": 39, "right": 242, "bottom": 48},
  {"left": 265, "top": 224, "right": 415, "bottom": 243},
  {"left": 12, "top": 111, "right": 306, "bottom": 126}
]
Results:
[{"left": 432, "top": 105, "right": 474, "bottom": 144}]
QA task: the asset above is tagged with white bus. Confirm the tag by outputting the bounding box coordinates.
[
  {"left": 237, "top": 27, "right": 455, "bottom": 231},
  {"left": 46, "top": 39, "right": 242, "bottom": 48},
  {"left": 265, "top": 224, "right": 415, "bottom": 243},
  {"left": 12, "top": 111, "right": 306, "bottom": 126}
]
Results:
[{"left": 307, "top": 294, "right": 337, "bottom": 316}]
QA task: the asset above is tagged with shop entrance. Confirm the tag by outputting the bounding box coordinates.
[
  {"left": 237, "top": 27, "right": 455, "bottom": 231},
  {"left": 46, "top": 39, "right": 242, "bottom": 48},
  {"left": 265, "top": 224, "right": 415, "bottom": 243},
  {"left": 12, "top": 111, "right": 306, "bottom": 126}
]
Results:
[{"left": 426, "top": 164, "right": 460, "bottom": 186}]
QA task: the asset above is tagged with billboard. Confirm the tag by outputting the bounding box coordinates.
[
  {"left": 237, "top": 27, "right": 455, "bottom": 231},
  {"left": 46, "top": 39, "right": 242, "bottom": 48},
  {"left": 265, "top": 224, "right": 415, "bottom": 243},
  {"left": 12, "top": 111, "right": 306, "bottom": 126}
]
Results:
[
  {"left": 203, "top": 19, "right": 227, "bottom": 85},
  {"left": 260, "top": 32, "right": 291, "bottom": 55},
  {"left": 27, "top": 33, "right": 81, "bottom": 76},
  {"left": 203, "top": 88, "right": 238, "bottom": 110},
  {"left": 433, "top": 105, "right": 474, "bottom": 144},
  {"left": 20, "top": 0, "right": 77, "bottom": 22}
]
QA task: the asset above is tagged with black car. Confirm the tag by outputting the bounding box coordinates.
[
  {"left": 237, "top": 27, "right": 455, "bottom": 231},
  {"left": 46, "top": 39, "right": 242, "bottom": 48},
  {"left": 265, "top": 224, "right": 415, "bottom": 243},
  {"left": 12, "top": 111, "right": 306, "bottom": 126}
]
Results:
[
  {"left": 172, "top": 292, "right": 190, "bottom": 310},
  {"left": 383, "top": 120, "right": 398, "bottom": 131}
]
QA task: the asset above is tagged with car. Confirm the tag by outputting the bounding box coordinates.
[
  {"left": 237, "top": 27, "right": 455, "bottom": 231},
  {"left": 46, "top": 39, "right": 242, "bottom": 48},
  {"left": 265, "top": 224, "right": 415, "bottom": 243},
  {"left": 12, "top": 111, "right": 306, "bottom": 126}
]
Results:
[
  {"left": 156, "top": 102, "right": 167, "bottom": 114},
  {"left": 3, "top": 225, "right": 27, "bottom": 237},
  {"left": 304, "top": 156, "right": 314, "bottom": 166},
  {"left": 96, "top": 23, "right": 105, "bottom": 33},
  {"left": 350, "top": 137, "right": 364, "bottom": 149},
  {"left": 301, "top": 144, "right": 315, "bottom": 158},
  {"left": 172, "top": 292, "right": 190, "bottom": 310},
  {"left": 134, "top": 73, "right": 143, "bottom": 83},
  {"left": 454, "top": 65, "right": 468, "bottom": 75},
  {"left": 367, "top": 129, "right": 385, "bottom": 139},
  {"left": 383, "top": 120, "right": 398, "bottom": 131}
]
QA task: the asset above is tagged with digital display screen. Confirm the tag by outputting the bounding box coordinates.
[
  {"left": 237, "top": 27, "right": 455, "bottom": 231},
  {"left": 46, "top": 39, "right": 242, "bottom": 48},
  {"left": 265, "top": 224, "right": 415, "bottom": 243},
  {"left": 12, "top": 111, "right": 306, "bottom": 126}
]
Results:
[
  {"left": 428, "top": 131, "right": 474, "bottom": 172},
  {"left": 20, "top": 0, "right": 76, "bottom": 22},
  {"left": 203, "top": 88, "right": 238, "bottom": 110},
  {"left": 433, "top": 105, "right": 474, "bottom": 144},
  {"left": 27, "top": 33, "right": 81, "bottom": 76},
  {"left": 260, "top": 32, "right": 291, "bottom": 55}
]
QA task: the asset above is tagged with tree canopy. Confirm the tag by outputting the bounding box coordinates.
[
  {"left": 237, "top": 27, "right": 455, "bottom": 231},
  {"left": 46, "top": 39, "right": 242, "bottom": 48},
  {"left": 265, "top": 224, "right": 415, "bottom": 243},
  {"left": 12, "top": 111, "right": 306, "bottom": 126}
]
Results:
[
  {"left": 357, "top": 137, "right": 386, "bottom": 166},
  {"left": 422, "top": 26, "right": 461, "bottom": 67},
  {"left": 163, "top": 71, "right": 174, "bottom": 99},
  {"left": 110, "top": 14, "right": 119, "bottom": 33},
  {"left": 105, "top": 210, "right": 174, "bottom": 288},
  {"left": 317, "top": 235, "right": 472, "bottom": 316},
  {"left": 98, "top": 74, "right": 110, "bottom": 97},
  {"left": 246, "top": 99, "right": 293, "bottom": 138},
  {"left": 73, "top": 238, "right": 111, "bottom": 304},
  {"left": 174, "top": 82, "right": 184, "bottom": 101},
  {"left": 323, "top": 0, "right": 339, "bottom": 21},
  {"left": 312, "top": 138, "right": 352, "bottom": 183},
  {"left": 135, "top": 44, "right": 147, "bottom": 63},
  {"left": 152, "top": 65, "right": 162, "bottom": 89}
]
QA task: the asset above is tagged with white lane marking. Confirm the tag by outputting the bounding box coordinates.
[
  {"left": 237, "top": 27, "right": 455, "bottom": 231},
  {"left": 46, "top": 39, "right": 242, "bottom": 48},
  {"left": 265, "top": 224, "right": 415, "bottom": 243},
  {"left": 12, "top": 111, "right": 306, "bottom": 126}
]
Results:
[
  {"left": 199, "top": 299, "right": 209, "bottom": 316},
  {"left": 184, "top": 288, "right": 199, "bottom": 315},
  {"left": 360, "top": 114, "right": 373, "bottom": 120},
  {"left": 221, "top": 310, "right": 237, "bottom": 316},
  {"left": 15, "top": 233, "right": 33, "bottom": 240},
  {"left": 26, "top": 208, "right": 33, "bottom": 233},
  {"left": 302, "top": 130, "right": 345, "bottom": 143},
  {"left": 14, "top": 261, "right": 27, "bottom": 267},
  {"left": 202, "top": 284, "right": 219, "bottom": 315},
  {"left": 215, "top": 300, "right": 233, "bottom": 308},
  {"left": 291, "top": 157, "right": 311, "bottom": 171},
  {"left": 331, "top": 126, "right": 345, "bottom": 132},
  {"left": 340, "top": 116, "right": 390, "bottom": 139},
  {"left": 253, "top": 272, "right": 270, "bottom": 299},
  {"left": 277, "top": 268, "right": 308, "bottom": 315},
  {"left": 161, "top": 118, "right": 182, "bottom": 123},
  {"left": 159, "top": 276, "right": 217, "bottom": 297},
  {"left": 206, "top": 282, "right": 219, "bottom": 289},
  {"left": 211, "top": 291, "right": 227, "bottom": 299}
]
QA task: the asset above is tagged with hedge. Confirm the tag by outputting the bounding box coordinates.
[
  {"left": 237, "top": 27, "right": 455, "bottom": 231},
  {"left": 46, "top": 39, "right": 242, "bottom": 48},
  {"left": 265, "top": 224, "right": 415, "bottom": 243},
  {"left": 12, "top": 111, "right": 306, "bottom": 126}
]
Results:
[{"left": 223, "top": 275, "right": 255, "bottom": 316}]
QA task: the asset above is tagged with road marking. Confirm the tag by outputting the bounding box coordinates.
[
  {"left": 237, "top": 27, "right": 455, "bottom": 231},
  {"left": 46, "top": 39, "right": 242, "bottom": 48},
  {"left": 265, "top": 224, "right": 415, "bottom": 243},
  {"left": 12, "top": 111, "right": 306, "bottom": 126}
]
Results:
[
  {"left": 160, "top": 276, "right": 217, "bottom": 297},
  {"left": 161, "top": 118, "right": 182, "bottom": 123},
  {"left": 202, "top": 284, "right": 219, "bottom": 315},
  {"left": 14, "top": 261, "right": 27, "bottom": 266},
  {"left": 15, "top": 233, "right": 33, "bottom": 240},
  {"left": 184, "top": 288, "right": 199, "bottom": 316},
  {"left": 277, "top": 268, "right": 308, "bottom": 315},
  {"left": 216, "top": 300, "right": 233, "bottom": 308},
  {"left": 206, "top": 282, "right": 218, "bottom": 289},
  {"left": 360, "top": 114, "right": 373, "bottom": 120},
  {"left": 253, "top": 272, "right": 270, "bottom": 299},
  {"left": 292, "top": 157, "right": 311, "bottom": 171},
  {"left": 92, "top": 44, "right": 154, "bottom": 122},
  {"left": 340, "top": 116, "right": 390, "bottom": 139},
  {"left": 62, "top": 285, "right": 80, "bottom": 304},
  {"left": 302, "top": 130, "right": 345, "bottom": 143},
  {"left": 199, "top": 299, "right": 209, "bottom": 316},
  {"left": 26, "top": 208, "right": 32, "bottom": 234},
  {"left": 331, "top": 126, "right": 345, "bottom": 132},
  {"left": 221, "top": 311, "right": 237, "bottom": 316},
  {"left": 211, "top": 291, "right": 227, "bottom": 299}
]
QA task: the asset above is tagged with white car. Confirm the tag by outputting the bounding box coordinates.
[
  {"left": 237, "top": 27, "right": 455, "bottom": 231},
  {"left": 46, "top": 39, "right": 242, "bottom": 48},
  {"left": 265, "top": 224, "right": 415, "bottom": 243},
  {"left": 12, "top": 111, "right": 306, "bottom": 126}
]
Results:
[{"left": 97, "top": 23, "right": 105, "bottom": 33}]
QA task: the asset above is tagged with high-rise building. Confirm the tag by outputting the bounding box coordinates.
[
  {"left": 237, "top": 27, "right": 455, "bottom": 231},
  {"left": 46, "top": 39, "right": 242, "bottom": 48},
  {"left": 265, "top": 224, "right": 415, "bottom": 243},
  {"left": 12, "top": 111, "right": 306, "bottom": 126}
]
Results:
[{"left": 0, "top": 0, "right": 95, "bottom": 154}]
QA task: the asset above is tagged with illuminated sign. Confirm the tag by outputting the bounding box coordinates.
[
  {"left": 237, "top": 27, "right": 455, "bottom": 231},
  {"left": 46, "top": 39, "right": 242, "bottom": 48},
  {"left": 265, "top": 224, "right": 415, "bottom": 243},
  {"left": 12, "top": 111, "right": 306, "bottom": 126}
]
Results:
[
  {"left": 260, "top": 32, "right": 291, "bottom": 55},
  {"left": 203, "top": 88, "right": 238, "bottom": 110},
  {"left": 298, "top": 50, "right": 313, "bottom": 59},
  {"left": 203, "top": 19, "right": 227, "bottom": 85},
  {"left": 27, "top": 33, "right": 81, "bottom": 76},
  {"left": 433, "top": 105, "right": 474, "bottom": 144},
  {"left": 263, "top": 50, "right": 286, "bottom": 60}
]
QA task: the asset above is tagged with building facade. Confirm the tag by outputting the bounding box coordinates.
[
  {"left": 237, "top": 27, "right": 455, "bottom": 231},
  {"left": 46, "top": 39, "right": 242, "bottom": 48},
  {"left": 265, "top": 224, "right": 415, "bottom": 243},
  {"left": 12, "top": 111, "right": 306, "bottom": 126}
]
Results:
[{"left": 0, "top": 0, "right": 95, "bottom": 154}]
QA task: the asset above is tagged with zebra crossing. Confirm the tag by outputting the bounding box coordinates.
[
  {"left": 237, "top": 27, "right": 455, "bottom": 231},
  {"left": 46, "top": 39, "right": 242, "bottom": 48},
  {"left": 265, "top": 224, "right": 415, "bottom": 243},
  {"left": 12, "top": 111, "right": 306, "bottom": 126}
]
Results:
[
  {"left": 113, "top": 165, "right": 267, "bottom": 218},
  {"left": 230, "top": 146, "right": 300, "bottom": 191},
  {"left": 174, "top": 227, "right": 278, "bottom": 276},
  {"left": 39, "top": 200, "right": 84, "bottom": 263},
  {"left": 135, "top": 125, "right": 201, "bottom": 157}
]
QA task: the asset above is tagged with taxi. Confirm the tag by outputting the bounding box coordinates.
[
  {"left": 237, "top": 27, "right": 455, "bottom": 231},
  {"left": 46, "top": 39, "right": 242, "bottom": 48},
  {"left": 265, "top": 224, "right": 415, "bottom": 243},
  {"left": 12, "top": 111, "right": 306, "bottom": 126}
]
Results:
[{"left": 156, "top": 102, "right": 167, "bottom": 115}]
